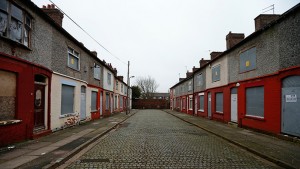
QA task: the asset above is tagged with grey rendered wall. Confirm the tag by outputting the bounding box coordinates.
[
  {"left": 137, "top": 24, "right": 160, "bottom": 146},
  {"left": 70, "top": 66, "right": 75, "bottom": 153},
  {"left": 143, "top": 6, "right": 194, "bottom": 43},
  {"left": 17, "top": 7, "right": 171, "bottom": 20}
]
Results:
[
  {"left": 0, "top": 0, "right": 104, "bottom": 87},
  {"left": 278, "top": 9, "right": 300, "bottom": 69}
]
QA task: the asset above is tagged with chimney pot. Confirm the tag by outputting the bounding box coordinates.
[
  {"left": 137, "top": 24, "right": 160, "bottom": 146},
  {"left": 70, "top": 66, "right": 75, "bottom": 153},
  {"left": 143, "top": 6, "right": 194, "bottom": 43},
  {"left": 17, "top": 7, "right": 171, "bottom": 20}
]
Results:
[
  {"left": 91, "top": 51, "right": 97, "bottom": 56},
  {"left": 199, "top": 58, "right": 210, "bottom": 67}
]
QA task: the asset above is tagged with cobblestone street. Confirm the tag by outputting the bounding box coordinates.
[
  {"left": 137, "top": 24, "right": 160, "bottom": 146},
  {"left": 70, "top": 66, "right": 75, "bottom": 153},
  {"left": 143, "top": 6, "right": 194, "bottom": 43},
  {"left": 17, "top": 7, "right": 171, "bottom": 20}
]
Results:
[{"left": 66, "top": 110, "right": 279, "bottom": 169}]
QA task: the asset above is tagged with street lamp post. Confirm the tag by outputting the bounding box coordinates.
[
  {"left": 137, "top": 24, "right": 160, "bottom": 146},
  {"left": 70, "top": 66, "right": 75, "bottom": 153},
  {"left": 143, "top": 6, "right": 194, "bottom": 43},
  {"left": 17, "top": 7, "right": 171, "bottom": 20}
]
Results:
[{"left": 126, "top": 61, "right": 135, "bottom": 115}]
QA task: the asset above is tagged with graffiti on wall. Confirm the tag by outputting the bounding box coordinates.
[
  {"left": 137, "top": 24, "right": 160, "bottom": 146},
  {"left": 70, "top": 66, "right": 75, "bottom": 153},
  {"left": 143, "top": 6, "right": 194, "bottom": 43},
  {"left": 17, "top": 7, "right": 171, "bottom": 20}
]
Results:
[{"left": 64, "top": 115, "right": 79, "bottom": 128}]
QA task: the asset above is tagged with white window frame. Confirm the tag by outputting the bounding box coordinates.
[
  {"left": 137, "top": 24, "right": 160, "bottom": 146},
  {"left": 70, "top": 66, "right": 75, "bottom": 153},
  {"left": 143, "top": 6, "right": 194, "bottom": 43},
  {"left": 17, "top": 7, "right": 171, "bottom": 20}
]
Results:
[
  {"left": 198, "top": 93, "right": 204, "bottom": 111},
  {"left": 189, "top": 96, "right": 193, "bottom": 110},
  {"left": 67, "top": 47, "right": 80, "bottom": 71},
  {"left": 0, "top": 1, "right": 32, "bottom": 47}
]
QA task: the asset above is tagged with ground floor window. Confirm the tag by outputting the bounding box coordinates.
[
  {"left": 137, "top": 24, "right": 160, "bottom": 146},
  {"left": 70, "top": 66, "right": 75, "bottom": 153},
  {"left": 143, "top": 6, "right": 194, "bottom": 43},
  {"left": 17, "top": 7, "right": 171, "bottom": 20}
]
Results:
[
  {"left": 105, "top": 93, "right": 110, "bottom": 110},
  {"left": 0, "top": 70, "right": 16, "bottom": 120},
  {"left": 91, "top": 91, "right": 97, "bottom": 111},
  {"left": 120, "top": 96, "right": 123, "bottom": 108},
  {"left": 216, "top": 92, "right": 223, "bottom": 113},
  {"left": 199, "top": 95, "right": 204, "bottom": 111},
  {"left": 61, "top": 84, "right": 75, "bottom": 115},
  {"left": 189, "top": 96, "right": 193, "bottom": 110},
  {"left": 246, "top": 86, "right": 264, "bottom": 117}
]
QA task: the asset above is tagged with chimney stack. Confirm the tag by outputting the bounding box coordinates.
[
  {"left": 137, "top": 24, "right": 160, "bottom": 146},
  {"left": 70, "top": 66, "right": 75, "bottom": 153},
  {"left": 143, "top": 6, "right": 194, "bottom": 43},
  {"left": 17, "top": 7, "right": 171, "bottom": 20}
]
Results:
[
  {"left": 91, "top": 51, "right": 97, "bottom": 57},
  {"left": 118, "top": 76, "right": 124, "bottom": 81},
  {"left": 42, "top": 4, "right": 64, "bottom": 26},
  {"left": 210, "top": 51, "right": 223, "bottom": 60},
  {"left": 186, "top": 71, "right": 192, "bottom": 78},
  {"left": 226, "top": 31, "right": 244, "bottom": 50},
  {"left": 254, "top": 14, "right": 280, "bottom": 31},
  {"left": 179, "top": 78, "right": 185, "bottom": 82},
  {"left": 192, "top": 66, "right": 199, "bottom": 72},
  {"left": 199, "top": 58, "right": 210, "bottom": 67}
]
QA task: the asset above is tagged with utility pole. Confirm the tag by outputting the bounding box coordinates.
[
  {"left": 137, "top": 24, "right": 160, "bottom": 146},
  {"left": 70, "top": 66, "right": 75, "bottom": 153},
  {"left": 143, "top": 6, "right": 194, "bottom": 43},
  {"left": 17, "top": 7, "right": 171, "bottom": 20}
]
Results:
[{"left": 126, "top": 61, "right": 130, "bottom": 115}]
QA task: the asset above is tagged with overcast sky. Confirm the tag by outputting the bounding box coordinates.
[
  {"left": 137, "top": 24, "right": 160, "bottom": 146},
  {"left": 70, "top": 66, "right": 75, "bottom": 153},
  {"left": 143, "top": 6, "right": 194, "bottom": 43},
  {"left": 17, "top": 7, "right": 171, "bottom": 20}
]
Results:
[{"left": 32, "top": 0, "right": 299, "bottom": 92}]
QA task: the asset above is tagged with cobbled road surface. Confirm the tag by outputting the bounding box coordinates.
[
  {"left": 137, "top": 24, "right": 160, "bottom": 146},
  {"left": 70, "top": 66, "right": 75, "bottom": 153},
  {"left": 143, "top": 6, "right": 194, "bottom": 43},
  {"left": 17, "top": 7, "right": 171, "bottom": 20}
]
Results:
[{"left": 66, "top": 110, "right": 279, "bottom": 169}]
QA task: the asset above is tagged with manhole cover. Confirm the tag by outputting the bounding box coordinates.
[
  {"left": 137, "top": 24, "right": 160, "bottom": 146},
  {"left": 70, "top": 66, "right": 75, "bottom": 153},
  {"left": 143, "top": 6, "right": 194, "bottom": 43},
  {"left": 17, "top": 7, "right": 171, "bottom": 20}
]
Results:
[{"left": 80, "top": 159, "right": 110, "bottom": 163}]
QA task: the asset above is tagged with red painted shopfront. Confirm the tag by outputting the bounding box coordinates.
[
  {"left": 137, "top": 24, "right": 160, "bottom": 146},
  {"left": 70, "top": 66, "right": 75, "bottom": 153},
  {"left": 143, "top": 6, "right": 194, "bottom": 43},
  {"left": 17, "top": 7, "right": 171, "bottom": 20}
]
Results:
[{"left": 0, "top": 53, "right": 52, "bottom": 146}]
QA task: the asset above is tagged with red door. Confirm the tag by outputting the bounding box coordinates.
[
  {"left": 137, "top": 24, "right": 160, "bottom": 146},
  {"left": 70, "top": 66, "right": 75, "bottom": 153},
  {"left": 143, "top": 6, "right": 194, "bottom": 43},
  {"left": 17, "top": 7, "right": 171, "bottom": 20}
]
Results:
[{"left": 34, "top": 84, "right": 45, "bottom": 128}]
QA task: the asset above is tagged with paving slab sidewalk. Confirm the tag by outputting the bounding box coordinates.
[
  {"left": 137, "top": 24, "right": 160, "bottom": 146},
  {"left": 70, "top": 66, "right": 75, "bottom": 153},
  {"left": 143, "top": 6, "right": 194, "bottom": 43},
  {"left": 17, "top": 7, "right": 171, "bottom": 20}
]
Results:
[
  {"left": 0, "top": 111, "right": 137, "bottom": 169},
  {"left": 164, "top": 109, "right": 300, "bottom": 169}
]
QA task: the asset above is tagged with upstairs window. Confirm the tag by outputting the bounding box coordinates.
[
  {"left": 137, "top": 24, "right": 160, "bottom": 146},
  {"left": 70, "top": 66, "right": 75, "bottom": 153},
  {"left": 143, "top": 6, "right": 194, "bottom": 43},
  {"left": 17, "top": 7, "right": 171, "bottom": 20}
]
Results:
[
  {"left": 116, "top": 81, "right": 118, "bottom": 90},
  {"left": 0, "top": 1, "right": 32, "bottom": 47},
  {"left": 121, "top": 84, "right": 123, "bottom": 92},
  {"left": 68, "top": 47, "right": 80, "bottom": 70},
  {"left": 188, "top": 81, "right": 192, "bottom": 91},
  {"left": 212, "top": 65, "right": 221, "bottom": 82},
  {"left": 196, "top": 73, "right": 203, "bottom": 87},
  {"left": 240, "top": 47, "right": 256, "bottom": 73},
  {"left": 107, "top": 73, "right": 111, "bottom": 85},
  {"left": 93, "top": 63, "right": 101, "bottom": 80}
]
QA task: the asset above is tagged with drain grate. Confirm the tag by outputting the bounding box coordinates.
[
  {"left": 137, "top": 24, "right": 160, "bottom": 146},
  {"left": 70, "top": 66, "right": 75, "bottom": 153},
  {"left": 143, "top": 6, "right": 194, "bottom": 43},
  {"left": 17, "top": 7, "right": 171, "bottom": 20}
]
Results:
[{"left": 80, "top": 158, "right": 110, "bottom": 163}]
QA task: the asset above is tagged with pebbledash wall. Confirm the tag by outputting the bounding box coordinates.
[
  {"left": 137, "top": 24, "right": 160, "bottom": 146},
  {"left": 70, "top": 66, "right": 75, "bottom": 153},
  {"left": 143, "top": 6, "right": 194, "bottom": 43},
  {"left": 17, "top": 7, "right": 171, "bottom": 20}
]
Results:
[
  {"left": 170, "top": 3, "right": 300, "bottom": 137},
  {"left": 0, "top": 0, "right": 129, "bottom": 146}
]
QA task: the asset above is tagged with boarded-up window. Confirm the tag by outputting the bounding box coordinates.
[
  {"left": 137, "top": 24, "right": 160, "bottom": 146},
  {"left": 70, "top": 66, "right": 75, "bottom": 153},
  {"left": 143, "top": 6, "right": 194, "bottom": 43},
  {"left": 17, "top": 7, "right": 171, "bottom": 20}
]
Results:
[
  {"left": 212, "top": 65, "right": 221, "bottom": 82},
  {"left": 240, "top": 47, "right": 256, "bottom": 73},
  {"left": 246, "top": 86, "right": 264, "bottom": 117},
  {"left": 188, "top": 80, "right": 192, "bottom": 91},
  {"left": 91, "top": 91, "right": 97, "bottom": 111},
  {"left": 93, "top": 64, "right": 100, "bottom": 80},
  {"left": 107, "top": 73, "right": 111, "bottom": 85},
  {"left": 197, "top": 74, "right": 203, "bottom": 86},
  {"left": 0, "top": 70, "right": 16, "bottom": 120},
  {"left": 199, "top": 95, "right": 204, "bottom": 111},
  {"left": 61, "top": 84, "right": 74, "bottom": 115},
  {"left": 120, "top": 96, "right": 123, "bottom": 108},
  {"left": 106, "top": 93, "right": 110, "bottom": 110},
  {"left": 216, "top": 92, "right": 223, "bottom": 113}
]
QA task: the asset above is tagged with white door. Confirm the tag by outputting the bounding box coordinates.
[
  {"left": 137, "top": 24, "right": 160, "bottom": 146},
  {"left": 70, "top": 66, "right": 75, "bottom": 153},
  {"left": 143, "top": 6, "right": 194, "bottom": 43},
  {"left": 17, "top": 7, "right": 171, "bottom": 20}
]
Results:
[
  {"left": 80, "top": 86, "right": 86, "bottom": 120},
  {"left": 230, "top": 88, "right": 238, "bottom": 122},
  {"left": 208, "top": 92, "right": 211, "bottom": 118}
]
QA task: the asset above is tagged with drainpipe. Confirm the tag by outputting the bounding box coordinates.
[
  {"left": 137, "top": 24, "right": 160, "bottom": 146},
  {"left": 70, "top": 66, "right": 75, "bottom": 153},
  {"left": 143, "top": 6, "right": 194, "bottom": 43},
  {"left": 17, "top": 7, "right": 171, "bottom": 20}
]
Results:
[{"left": 192, "top": 75, "right": 195, "bottom": 116}]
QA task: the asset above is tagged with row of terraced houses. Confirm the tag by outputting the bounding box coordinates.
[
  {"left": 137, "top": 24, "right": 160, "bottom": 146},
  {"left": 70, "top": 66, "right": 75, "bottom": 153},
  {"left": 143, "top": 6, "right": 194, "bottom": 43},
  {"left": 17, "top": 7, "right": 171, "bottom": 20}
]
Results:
[
  {"left": 170, "top": 3, "right": 300, "bottom": 137},
  {"left": 0, "top": 0, "right": 131, "bottom": 146}
]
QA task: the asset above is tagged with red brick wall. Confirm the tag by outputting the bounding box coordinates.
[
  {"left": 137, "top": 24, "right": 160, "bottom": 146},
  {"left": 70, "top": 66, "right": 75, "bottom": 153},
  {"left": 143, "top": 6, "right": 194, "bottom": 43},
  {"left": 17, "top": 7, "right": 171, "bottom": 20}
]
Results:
[{"left": 132, "top": 99, "right": 170, "bottom": 109}]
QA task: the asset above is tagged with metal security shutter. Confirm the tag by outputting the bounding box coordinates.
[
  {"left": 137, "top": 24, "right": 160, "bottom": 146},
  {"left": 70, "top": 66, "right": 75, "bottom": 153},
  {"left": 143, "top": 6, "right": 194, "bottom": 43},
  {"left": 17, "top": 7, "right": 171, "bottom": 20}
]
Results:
[
  {"left": 61, "top": 84, "right": 74, "bottom": 115},
  {"left": 246, "top": 86, "right": 264, "bottom": 117},
  {"left": 231, "top": 87, "right": 237, "bottom": 94},
  {"left": 91, "top": 91, "right": 97, "bottom": 111},
  {"left": 200, "top": 95, "right": 204, "bottom": 110},
  {"left": 106, "top": 93, "right": 110, "bottom": 110},
  {"left": 216, "top": 93, "right": 223, "bottom": 113},
  {"left": 282, "top": 76, "right": 300, "bottom": 87}
]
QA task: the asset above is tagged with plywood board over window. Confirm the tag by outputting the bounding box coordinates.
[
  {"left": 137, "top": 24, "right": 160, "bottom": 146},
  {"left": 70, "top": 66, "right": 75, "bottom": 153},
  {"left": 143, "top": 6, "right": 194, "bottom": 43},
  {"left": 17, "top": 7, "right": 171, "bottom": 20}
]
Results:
[
  {"left": 212, "top": 65, "right": 221, "bottom": 82},
  {"left": 0, "top": 70, "right": 16, "bottom": 120},
  {"left": 240, "top": 47, "right": 256, "bottom": 73}
]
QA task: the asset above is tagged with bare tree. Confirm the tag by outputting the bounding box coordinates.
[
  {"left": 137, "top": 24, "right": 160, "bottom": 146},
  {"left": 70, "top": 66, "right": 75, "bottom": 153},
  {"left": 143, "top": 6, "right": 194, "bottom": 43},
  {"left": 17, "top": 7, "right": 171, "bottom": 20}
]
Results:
[{"left": 136, "top": 76, "right": 159, "bottom": 99}]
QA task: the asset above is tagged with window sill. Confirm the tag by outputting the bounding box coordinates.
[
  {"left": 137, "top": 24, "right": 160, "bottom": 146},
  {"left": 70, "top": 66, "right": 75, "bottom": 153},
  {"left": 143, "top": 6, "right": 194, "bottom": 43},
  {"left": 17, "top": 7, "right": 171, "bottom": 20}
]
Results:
[
  {"left": 67, "top": 66, "right": 80, "bottom": 72},
  {"left": 0, "top": 120, "right": 22, "bottom": 126},
  {"left": 59, "top": 113, "right": 76, "bottom": 118},
  {"left": 0, "top": 36, "right": 32, "bottom": 51},
  {"left": 91, "top": 110, "right": 98, "bottom": 113},
  {"left": 198, "top": 109, "right": 204, "bottom": 113},
  {"left": 215, "top": 111, "right": 224, "bottom": 114},
  {"left": 245, "top": 115, "right": 265, "bottom": 121}
]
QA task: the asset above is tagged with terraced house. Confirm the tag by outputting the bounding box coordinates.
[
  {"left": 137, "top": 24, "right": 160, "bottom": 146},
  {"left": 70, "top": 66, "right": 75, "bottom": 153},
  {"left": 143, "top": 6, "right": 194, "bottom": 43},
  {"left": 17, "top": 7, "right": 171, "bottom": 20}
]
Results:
[
  {"left": 170, "top": 3, "right": 300, "bottom": 137},
  {"left": 0, "top": 0, "right": 129, "bottom": 146}
]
